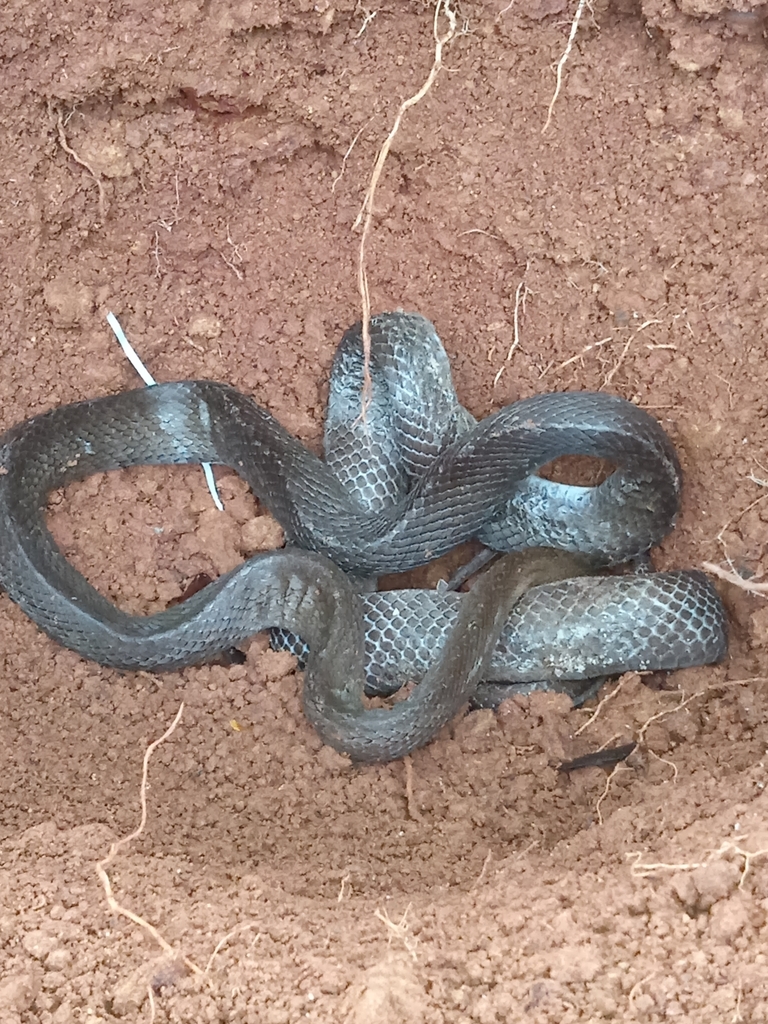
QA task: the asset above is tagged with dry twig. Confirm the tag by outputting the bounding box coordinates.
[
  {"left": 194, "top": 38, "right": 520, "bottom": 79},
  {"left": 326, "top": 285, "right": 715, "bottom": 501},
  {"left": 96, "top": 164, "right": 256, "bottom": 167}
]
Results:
[{"left": 628, "top": 973, "right": 657, "bottom": 1012}]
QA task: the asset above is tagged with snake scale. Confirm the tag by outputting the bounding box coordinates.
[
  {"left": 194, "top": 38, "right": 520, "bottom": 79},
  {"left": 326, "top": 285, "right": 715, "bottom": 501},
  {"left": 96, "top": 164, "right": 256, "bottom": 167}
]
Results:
[{"left": 0, "top": 312, "right": 727, "bottom": 762}]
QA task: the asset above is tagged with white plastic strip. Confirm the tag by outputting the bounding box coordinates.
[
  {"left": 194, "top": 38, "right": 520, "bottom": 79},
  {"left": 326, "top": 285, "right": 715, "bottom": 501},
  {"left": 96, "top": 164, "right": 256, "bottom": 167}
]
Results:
[
  {"left": 106, "top": 311, "right": 157, "bottom": 386},
  {"left": 106, "top": 312, "right": 224, "bottom": 511}
]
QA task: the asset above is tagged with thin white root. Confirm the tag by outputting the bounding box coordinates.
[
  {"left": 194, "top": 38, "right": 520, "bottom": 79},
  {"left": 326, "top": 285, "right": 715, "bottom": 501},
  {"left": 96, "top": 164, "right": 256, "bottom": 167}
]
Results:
[
  {"left": 493, "top": 271, "right": 530, "bottom": 387},
  {"left": 95, "top": 704, "right": 205, "bottom": 979},
  {"left": 542, "top": 0, "right": 589, "bottom": 134},
  {"left": 703, "top": 561, "right": 768, "bottom": 595},
  {"left": 54, "top": 106, "right": 108, "bottom": 222},
  {"left": 354, "top": 0, "right": 458, "bottom": 417}
]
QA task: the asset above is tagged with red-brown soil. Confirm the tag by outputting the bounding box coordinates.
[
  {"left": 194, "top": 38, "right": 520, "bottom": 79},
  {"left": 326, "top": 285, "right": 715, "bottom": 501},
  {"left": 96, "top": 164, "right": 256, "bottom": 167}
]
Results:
[{"left": 2, "top": 2, "right": 768, "bottom": 1021}]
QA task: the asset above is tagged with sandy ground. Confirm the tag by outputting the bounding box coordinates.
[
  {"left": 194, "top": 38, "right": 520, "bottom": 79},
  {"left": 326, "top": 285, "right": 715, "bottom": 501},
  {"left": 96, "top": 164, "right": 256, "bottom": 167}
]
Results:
[{"left": 1, "top": 1, "right": 768, "bottom": 1021}]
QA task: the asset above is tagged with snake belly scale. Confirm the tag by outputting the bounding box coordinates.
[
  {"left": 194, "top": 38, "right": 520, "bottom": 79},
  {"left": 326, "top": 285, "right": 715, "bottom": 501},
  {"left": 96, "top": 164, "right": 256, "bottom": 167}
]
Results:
[{"left": 0, "top": 312, "right": 726, "bottom": 762}]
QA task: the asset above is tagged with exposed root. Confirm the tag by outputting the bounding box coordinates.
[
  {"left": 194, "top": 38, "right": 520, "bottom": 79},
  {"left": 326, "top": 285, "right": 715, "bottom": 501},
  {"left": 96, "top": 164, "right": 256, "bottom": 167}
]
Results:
[
  {"left": 627, "top": 840, "right": 768, "bottom": 891},
  {"left": 205, "top": 923, "right": 261, "bottom": 974},
  {"left": 647, "top": 747, "right": 679, "bottom": 783},
  {"left": 374, "top": 903, "right": 418, "bottom": 960},
  {"left": 53, "top": 105, "right": 108, "bottom": 223},
  {"left": 703, "top": 561, "right": 768, "bottom": 594},
  {"left": 544, "top": 314, "right": 664, "bottom": 384},
  {"left": 595, "top": 763, "right": 631, "bottom": 826},
  {"left": 493, "top": 268, "right": 530, "bottom": 387},
  {"left": 542, "top": 0, "right": 590, "bottom": 134},
  {"left": 574, "top": 678, "right": 625, "bottom": 736},
  {"left": 220, "top": 223, "right": 246, "bottom": 281},
  {"left": 545, "top": 335, "right": 613, "bottom": 376},
  {"left": 332, "top": 116, "right": 376, "bottom": 193},
  {"left": 95, "top": 702, "right": 271, "bottom": 1009},
  {"left": 105, "top": 312, "right": 223, "bottom": 511},
  {"left": 355, "top": 6, "right": 378, "bottom": 38},
  {"left": 354, "top": 0, "right": 458, "bottom": 418},
  {"left": 589, "top": 679, "right": 764, "bottom": 823},
  {"left": 404, "top": 755, "right": 425, "bottom": 822},
  {"left": 601, "top": 317, "right": 663, "bottom": 389},
  {"left": 95, "top": 704, "right": 206, "bottom": 980},
  {"left": 471, "top": 850, "right": 493, "bottom": 891},
  {"left": 705, "top": 473, "right": 768, "bottom": 586},
  {"left": 337, "top": 873, "right": 352, "bottom": 902}
]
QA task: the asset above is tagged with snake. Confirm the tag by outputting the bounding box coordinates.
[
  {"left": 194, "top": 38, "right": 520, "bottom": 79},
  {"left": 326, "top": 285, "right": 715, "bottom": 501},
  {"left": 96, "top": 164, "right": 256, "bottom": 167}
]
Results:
[{"left": 0, "top": 312, "right": 727, "bottom": 762}]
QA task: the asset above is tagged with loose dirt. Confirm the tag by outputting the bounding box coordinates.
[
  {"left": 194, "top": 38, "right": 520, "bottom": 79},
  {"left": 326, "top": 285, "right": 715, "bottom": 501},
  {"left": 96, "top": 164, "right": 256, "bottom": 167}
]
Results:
[{"left": 1, "top": 1, "right": 768, "bottom": 1021}]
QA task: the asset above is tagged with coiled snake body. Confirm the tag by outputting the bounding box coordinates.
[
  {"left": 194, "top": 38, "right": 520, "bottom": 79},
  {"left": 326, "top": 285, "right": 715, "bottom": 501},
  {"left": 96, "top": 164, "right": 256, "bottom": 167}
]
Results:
[{"left": 0, "top": 313, "right": 726, "bottom": 762}]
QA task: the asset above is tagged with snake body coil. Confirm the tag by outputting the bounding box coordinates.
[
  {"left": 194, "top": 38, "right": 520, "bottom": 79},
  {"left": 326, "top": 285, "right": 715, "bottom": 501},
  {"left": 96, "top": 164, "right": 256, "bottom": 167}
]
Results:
[{"left": 0, "top": 313, "right": 727, "bottom": 761}]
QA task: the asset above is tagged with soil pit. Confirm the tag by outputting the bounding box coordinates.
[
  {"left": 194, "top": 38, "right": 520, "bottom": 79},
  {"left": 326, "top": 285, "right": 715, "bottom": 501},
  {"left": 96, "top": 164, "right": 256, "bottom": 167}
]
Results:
[{"left": 1, "top": 2, "right": 768, "bottom": 1021}]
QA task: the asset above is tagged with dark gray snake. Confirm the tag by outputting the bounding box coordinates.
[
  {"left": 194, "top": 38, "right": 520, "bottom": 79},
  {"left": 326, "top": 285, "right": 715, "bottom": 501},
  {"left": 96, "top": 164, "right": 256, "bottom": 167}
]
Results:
[{"left": 0, "top": 312, "right": 727, "bottom": 762}]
